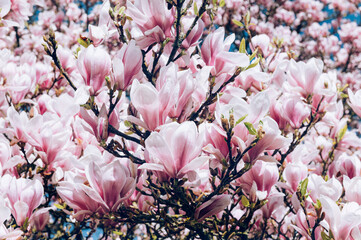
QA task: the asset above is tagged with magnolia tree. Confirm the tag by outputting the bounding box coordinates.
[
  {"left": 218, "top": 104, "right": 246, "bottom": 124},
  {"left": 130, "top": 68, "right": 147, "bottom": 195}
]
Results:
[{"left": 1, "top": 0, "right": 361, "bottom": 239}]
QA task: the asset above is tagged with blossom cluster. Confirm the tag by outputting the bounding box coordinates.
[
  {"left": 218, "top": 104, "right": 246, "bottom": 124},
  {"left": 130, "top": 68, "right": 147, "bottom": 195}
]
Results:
[{"left": 0, "top": 0, "right": 361, "bottom": 239}]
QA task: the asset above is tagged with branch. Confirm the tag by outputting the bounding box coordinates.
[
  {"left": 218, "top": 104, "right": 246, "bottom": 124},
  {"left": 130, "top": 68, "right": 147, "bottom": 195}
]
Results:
[
  {"left": 43, "top": 29, "right": 77, "bottom": 91},
  {"left": 108, "top": 124, "right": 142, "bottom": 146},
  {"left": 188, "top": 67, "right": 243, "bottom": 121},
  {"left": 166, "top": 0, "right": 208, "bottom": 65}
]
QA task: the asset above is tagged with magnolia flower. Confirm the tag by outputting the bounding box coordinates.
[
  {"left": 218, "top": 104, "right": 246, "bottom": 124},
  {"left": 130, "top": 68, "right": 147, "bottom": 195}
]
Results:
[
  {"left": 195, "top": 195, "right": 231, "bottom": 221},
  {"left": 156, "top": 63, "right": 196, "bottom": 120},
  {"left": 57, "top": 159, "right": 136, "bottom": 220},
  {"left": 0, "top": 175, "right": 44, "bottom": 226},
  {"left": 320, "top": 196, "right": 361, "bottom": 240},
  {"left": 128, "top": 79, "right": 176, "bottom": 131},
  {"left": 111, "top": 40, "right": 143, "bottom": 90},
  {"left": 307, "top": 174, "right": 342, "bottom": 202},
  {"left": 282, "top": 162, "right": 308, "bottom": 192},
  {"left": 287, "top": 58, "right": 324, "bottom": 96},
  {"left": 238, "top": 160, "right": 279, "bottom": 201},
  {"left": 77, "top": 45, "right": 111, "bottom": 95},
  {"left": 201, "top": 27, "right": 249, "bottom": 76},
  {"left": 0, "top": 0, "right": 11, "bottom": 19},
  {"left": 80, "top": 105, "right": 111, "bottom": 142},
  {"left": 348, "top": 89, "right": 361, "bottom": 118},
  {"left": 141, "top": 121, "right": 208, "bottom": 182},
  {"left": 126, "top": 0, "right": 174, "bottom": 48},
  {"left": 344, "top": 176, "right": 361, "bottom": 205}
]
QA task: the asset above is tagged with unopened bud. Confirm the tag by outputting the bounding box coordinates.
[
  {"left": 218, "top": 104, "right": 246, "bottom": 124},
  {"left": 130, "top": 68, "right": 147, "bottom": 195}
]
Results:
[
  {"left": 49, "top": 28, "right": 55, "bottom": 39},
  {"left": 109, "top": 8, "right": 115, "bottom": 19},
  {"left": 221, "top": 117, "right": 229, "bottom": 132},
  {"left": 229, "top": 113, "right": 235, "bottom": 129},
  {"left": 210, "top": 168, "right": 218, "bottom": 176},
  {"left": 257, "top": 125, "right": 265, "bottom": 139}
]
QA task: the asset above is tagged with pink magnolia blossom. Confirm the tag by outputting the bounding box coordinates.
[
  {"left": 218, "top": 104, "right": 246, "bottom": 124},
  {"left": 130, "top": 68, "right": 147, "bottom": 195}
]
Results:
[
  {"left": 320, "top": 196, "right": 361, "bottom": 240},
  {"left": 292, "top": 209, "right": 319, "bottom": 240},
  {"left": 348, "top": 89, "right": 361, "bottom": 118},
  {"left": 282, "top": 97, "right": 310, "bottom": 129},
  {"left": 201, "top": 122, "right": 229, "bottom": 161},
  {"left": 236, "top": 68, "right": 269, "bottom": 91},
  {"left": 194, "top": 195, "right": 231, "bottom": 221},
  {"left": 0, "top": 224, "right": 23, "bottom": 240},
  {"left": 270, "top": 94, "right": 310, "bottom": 131},
  {"left": 307, "top": 174, "right": 343, "bottom": 202},
  {"left": 329, "top": 153, "right": 361, "bottom": 179},
  {"left": 283, "top": 162, "right": 308, "bottom": 192},
  {"left": 201, "top": 27, "right": 249, "bottom": 76},
  {"left": 57, "top": 45, "right": 77, "bottom": 75},
  {"left": 251, "top": 34, "right": 272, "bottom": 57},
  {"left": 57, "top": 159, "right": 136, "bottom": 220},
  {"left": 238, "top": 160, "right": 279, "bottom": 201},
  {"left": 260, "top": 191, "right": 285, "bottom": 220},
  {"left": 343, "top": 176, "right": 361, "bottom": 205},
  {"left": 0, "top": 0, "right": 11, "bottom": 18},
  {"left": 0, "top": 175, "right": 44, "bottom": 226},
  {"left": 88, "top": 24, "right": 107, "bottom": 47},
  {"left": 286, "top": 58, "right": 324, "bottom": 96},
  {"left": 85, "top": 160, "right": 136, "bottom": 211},
  {"left": 246, "top": 117, "right": 291, "bottom": 162},
  {"left": 182, "top": 17, "right": 205, "bottom": 49},
  {"left": 29, "top": 207, "right": 53, "bottom": 231},
  {"left": 111, "top": 40, "right": 143, "bottom": 90},
  {"left": 80, "top": 104, "right": 115, "bottom": 142},
  {"left": 126, "top": 0, "right": 174, "bottom": 48},
  {"left": 0, "top": 137, "right": 11, "bottom": 170},
  {"left": 56, "top": 178, "right": 108, "bottom": 221},
  {"left": 0, "top": 195, "right": 23, "bottom": 239},
  {"left": 141, "top": 121, "right": 207, "bottom": 181},
  {"left": 5, "top": 71, "right": 34, "bottom": 104},
  {"left": 77, "top": 45, "right": 111, "bottom": 95},
  {"left": 156, "top": 63, "right": 195, "bottom": 120},
  {"left": 6, "top": 106, "right": 36, "bottom": 142},
  {"left": 129, "top": 79, "right": 176, "bottom": 131}
]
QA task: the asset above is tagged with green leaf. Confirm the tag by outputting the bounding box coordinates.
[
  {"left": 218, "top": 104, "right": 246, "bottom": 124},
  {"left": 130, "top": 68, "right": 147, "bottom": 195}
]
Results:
[
  {"left": 246, "top": 57, "right": 260, "bottom": 70},
  {"left": 219, "top": 0, "right": 225, "bottom": 7},
  {"left": 244, "top": 122, "right": 257, "bottom": 135},
  {"left": 239, "top": 38, "right": 246, "bottom": 53},
  {"left": 241, "top": 195, "right": 250, "bottom": 207},
  {"left": 113, "top": 231, "right": 123, "bottom": 236},
  {"left": 193, "top": 2, "right": 198, "bottom": 16},
  {"left": 232, "top": 19, "right": 244, "bottom": 28},
  {"left": 337, "top": 124, "right": 347, "bottom": 142},
  {"left": 124, "top": 120, "right": 132, "bottom": 128},
  {"left": 236, "top": 114, "right": 248, "bottom": 125},
  {"left": 300, "top": 178, "right": 308, "bottom": 197},
  {"left": 77, "top": 37, "right": 90, "bottom": 48},
  {"left": 340, "top": 93, "right": 348, "bottom": 99},
  {"left": 249, "top": 48, "right": 258, "bottom": 61},
  {"left": 321, "top": 231, "right": 330, "bottom": 240},
  {"left": 54, "top": 203, "right": 65, "bottom": 209},
  {"left": 22, "top": 217, "right": 29, "bottom": 230},
  {"left": 246, "top": 11, "right": 251, "bottom": 24},
  {"left": 118, "top": 6, "right": 126, "bottom": 15},
  {"left": 125, "top": 28, "right": 132, "bottom": 40}
]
